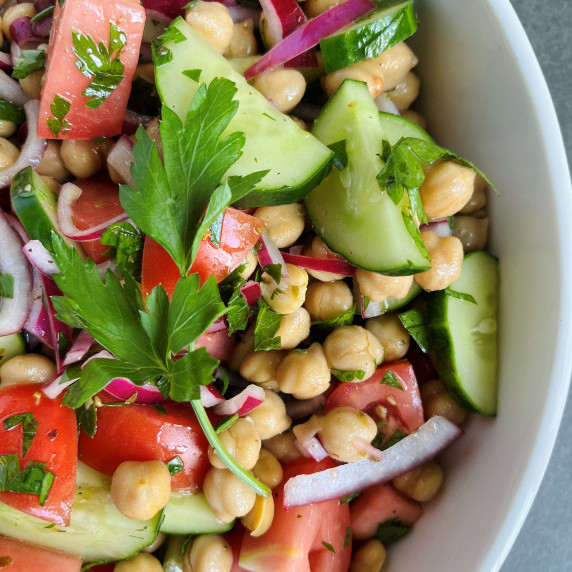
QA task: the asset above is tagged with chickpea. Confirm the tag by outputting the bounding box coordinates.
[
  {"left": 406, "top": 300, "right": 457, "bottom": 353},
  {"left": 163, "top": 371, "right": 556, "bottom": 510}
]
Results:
[
  {"left": 238, "top": 250, "right": 258, "bottom": 281},
  {"left": 322, "top": 61, "right": 384, "bottom": 99},
  {"left": 290, "top": 116, "right": 307, "bottom": 130},
  {"left": 36, "top": 141, "right": 70, "bottom": 183},
  {"left": 303, "top": 236, "right": 345, "bottom": 282},
  {"left": 386, "top": 71, "right": 420, "bottom": 111},
  {"left": 114, "top": 553, "right": 163, "bottom": 572},
  {"left": 276, "top": 307, "right": 310, "bottom": 349},
  {"left": 402, "top": 109, "right": 427, "bottom": 130},
  {"left": 0, "top": 137, "right": 20, "bottom": 169},
  {"left": 365, "top": 314, "right": 410, "bottom": 362},
  {"left": 304, "top": 0, "right": 343, "bottom": 18},
  {"left": 276, "top": 343, "right": 331, "bottom": 399},
  {"left": 419, "top": 160, "right": 476, "bottom": 219},
  {"left": 252, "top": 69, "right": 306, "bottom": 114},
  {"left": 393, "top": 460, "right": 444, "bottom": 502},
  {"left": 260, "top": 263, "right": 308, "bottom": 314},
  {"left": 40, "top": 176, "right": 60, "bottom": 194},
  {"left": 203, "top": 467, "right": 257, "bottom": 522},
  {"left": 142, "top": 532, "right": 166, "bottom": 553},
  {"left": 254, "top": 204, "right": 305, "bottom": 248},
  {"left": 251, "top": 449, "right": 283, "bottom": 488},
  {"left": 208, "top": 417, "right": 261, "bottom": 470},
  {"left": 355, "top": 270, "right": 413, "bottom": 304},
  {"left": 317, "top": 406, "right": 377, "bottom": 462},
  {"left": 241, "top": 494, "right": 274, "bottom": 537},
  {"left": 262, "top": 431, "right": 301, "bottom": 463},
  {"left": 324, "top": 325, "right": 384, "bottom": 381},
  {"left": 19, "top": 70, "right": 43, "bottom": 99},
  {"left": 185, "top": 0, "right": 234, "bottom": 54},
  {"left": 224, "top": 19, "right": 257, "bottom": 58},
  {"left": 60, "top": 139, "right": 104, "bottom": 179},
  {"left": 350, "top": 540, "right": 387, "bottom": 572},
  {"left": 378, "top": 42, "right": 418, "bottom": 92},
  {"left": 0, "top": 354, "right": 56, "bottom": 386},
  {"left": 0, "top": 18, "right": 3, "bottom": 46},
  {"left": 228, "top": 325, "right": 255, "bottom": 371},
  {"left": 240, "top": 349, "right": 286, "bottom": 391},
  {"left": 420, "top": 379, "right": 467, "bottom": 425},
  {"left": 0, "top": 120, "right": 16, "bottom": 138},
  {"left": 460, "top": 174, "right": 487, "bottom": 213},
  {"left": 183, "top": 534, "right": 233, "bottom": 572},
  {"left": 414, "top": 232, "right": 464, "bottom": 292},
  {"left": 304, "top": 280, "right": 354, "bottom": 322},
  {"left": 110, "top": 460, "right": 171, "bottom": 520},
  {"left": 453, "top": 215, "right": 489, "bottom": 252},
  {"left": 2, "top": 3, "right": 36, "bottom": 39},
  {"left": 248, "top": 388, "right": 291, "bottom": 440}
]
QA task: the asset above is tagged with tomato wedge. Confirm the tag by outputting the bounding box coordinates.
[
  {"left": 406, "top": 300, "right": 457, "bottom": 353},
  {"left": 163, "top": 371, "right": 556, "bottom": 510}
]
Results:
[
  {"left": 0, "top": 537, "right": 82, "bottom": 572},
  {"left": 38, "top": 0, "right": 145, "bottom": 139},
  {"left": 141, "top": 207, "right": 265, "bottom": 298},
  {"left": 72, "top": 177, "right": 124, "bottom": 263},
  {"left": 0, "top": 384, "right": 77, "bottom": 526},
  {"left": 78, "top": 398, "right": 210, "bottom": 493},
  {"left": 324, "top": 361, "right": 424, "bottom": 436}
]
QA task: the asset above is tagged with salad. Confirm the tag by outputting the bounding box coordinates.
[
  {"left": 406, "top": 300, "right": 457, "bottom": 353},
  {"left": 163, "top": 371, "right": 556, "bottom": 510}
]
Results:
[{"left": 0, "top": 0, "right": 499, "bottom": 570}]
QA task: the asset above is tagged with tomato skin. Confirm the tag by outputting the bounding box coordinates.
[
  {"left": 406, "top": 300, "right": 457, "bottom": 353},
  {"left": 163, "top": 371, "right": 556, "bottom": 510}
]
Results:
[
  {"left": 239, "top": 457, "right": 351, "bottom": 572},
  {"left": 0, "top": 384, "right": 77, "bottom": 526},
  {"left": 350, "top": 483, "right": 422, "bottom": 541},
  {"left": 324, "top": 361, "right": 424, "bottom": 435},
  {"left": 38, "top": 0, "right": 145, "bottom": 139},
  {"left": 78, "top": 399, "right": 209, "bottom": 493},
  {"left": 71, "top": 177, "right": 124, "bottom": 263},
  {"left": 141, "top": 207, "right": 265, "bottom": 298},
  {"left": 0, "top": 537, "right": 82, "bottom": 571}
]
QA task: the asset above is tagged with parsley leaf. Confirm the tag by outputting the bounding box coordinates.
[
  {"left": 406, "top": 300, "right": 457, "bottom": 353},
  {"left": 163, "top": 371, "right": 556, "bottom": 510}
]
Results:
[
  {"left": 226, "top": 280, "right": 250, "bottom": 334},
  {"left": 76, "top": 400, "right": 97, "bottom": 437},
  {"left": 322, "top": 541, "right": 336, "bottom": 553},
  {"left": 398, "top": 308, "right": 431, "bottom": 353},
  {"left": 0, "top": 455, "right": 55, "bottom": 506},
  {"left": 380, "top": 370, "right": 403, "bottom": 390},
  {"left": 73, "top": 21, "right": 127, "bottom": 109},
  {"left": 311, "top": 306, "right": 355, "bottom": 329},
  {"left": 46, "top": 94, "right": 71, "bottom": 137},
  {"left": 375, "top": 517, "right": 412, "bottom": 545},
  {"left": 373, "top": 428, "right": 409, "bottom": 451},
  {"left": 261, "top": 264, "right": 282, "bottom": 286},
  {"left": 215, "top": 413, "right": 239, "bottom": 434},
  {"left": 331, "top": 369, "right": 365, "bottom": 382},
  {"left": 328, "top": 139, "right": 348, "bottom": 171},
  {"left": 339, "top": 491, "right": 360, "bottom": 505},
  {"left": 444, "top": 288, "right": 477, "bottom": 304},
  {"left": 12, "top": 49, "right": 46, "bottom": 79},
  {"left": 254, "top": 299, "right": 283, "bottom": 351},
  {"left": 166, "top": 456, "right": 184, "bottom": 475},
  {"left": 0, "top": 273, "right": 14, "bottom": 299},
  {"left": 3, "top": 413, "right": 38, "bottom": 457},
  {"left": 100, "top": 222, "right": 143, "bottom": 280},
  {"left": 344, "top": 526, "right": 351, "bottom": 548},
  {"left": 0, "top": 99, "right": 25, "bottom": 124}
]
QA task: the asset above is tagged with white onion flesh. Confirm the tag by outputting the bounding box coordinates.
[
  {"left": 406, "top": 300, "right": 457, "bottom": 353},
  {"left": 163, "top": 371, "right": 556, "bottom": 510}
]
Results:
[
  {"left": 106, "top": 135, "right": 134, "bottom": 187},
  {"left": 283, "top": 416, "right": 463, "bottom": 508},
  {"left": 200, "top": 384, "right": 225, "bottom": 408},
  {"left": 22, "top": 239, "right": 59, "bottom": 276},
  {"left": 213, "top": 384, "right": 265, "bottom": 416},
  {"left": 0, "top": 69, "right": 27, "bottom": 107}
]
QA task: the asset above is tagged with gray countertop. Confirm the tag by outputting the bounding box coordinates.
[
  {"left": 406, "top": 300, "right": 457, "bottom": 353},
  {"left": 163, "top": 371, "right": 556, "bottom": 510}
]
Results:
[{"left": 502, "top": 1, "right": 572, "bottom": 570}]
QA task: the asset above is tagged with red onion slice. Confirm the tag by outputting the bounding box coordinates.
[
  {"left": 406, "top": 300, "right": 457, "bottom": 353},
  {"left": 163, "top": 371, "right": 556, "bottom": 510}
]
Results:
[
  {"left": 244, "top": 0, "right": 376, "bottom": 79},
  {"left": 107, "top": 135, "right": 134, "bottom": 185},
  {"left": 281, "top": 251, "right": 356, "bottom": 277},
  {"left": 213, "top": 384, "right": 265, "bottom": 416},
  {"left": 201, "top": 384, "right": 225, "bottom": 408},
  {"left": 297, "top": 436, "right": 330, "bottom": 462},
  {"left": 205, "top": 316, "right": 228, "bottom": 335},
  {"left": 23, "top": 239, "right": 59, "bottom": 276},
  {"left": 240, "top": 280, "right": 261, "bottom": 306},
  {"left": 23, "top": 267, "right": 53, "bottom": 347},
  {"left": 105, "top": 377, "right": 166, "bottom": 404},
  {"left": 42, "top": 371, "right": 80, "bottom": 400},
  {"left": 62, "top": 330, "right": 94, "bottom": 367},
  {"left": 0, "top": 210, "right": 32, "bottom": 336},
  {"left": 360, "top": 293, "right": 385, "bottom": 319},
  {"left": 283, "top": 416, "right": 463, "bottom": 508},
  {"left": 0, "top": 70, "right": 27, "bottom": 107},
  {"left": 9, "top": 17, "right": 42, "bottom": 47},
  {"left": 122, "top": 110, "right": 153, "bottom": 136},
  {"left": 57, "top": 182, "right": 130, "bottom": 241},
  {"left": 419, "top": 219, "right": 453, "bottom": 238},
  {"left": 0, "top": 52, "right": 12, "bottom": 70},
  {"left": 257, "top": 230, "right": 288, "bottom": 282},
  {"left": 0, "top": 100, "right": 46, "bottom": 188}
]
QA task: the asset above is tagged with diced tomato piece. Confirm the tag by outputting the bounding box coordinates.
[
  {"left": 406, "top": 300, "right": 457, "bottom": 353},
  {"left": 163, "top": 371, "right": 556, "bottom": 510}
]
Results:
[
  {"left": 78, "top": 399, "right": 209, "bottom": 493},
  {"left": 141, "top": 207, "right": 265, "bottom": 298},
  {"left": 38, "top": 0, "right": 145, "bottom": 139},
  {"left": 350, "top": 483, "right": 422, "bottom": 541},
  {"left": 0, "top": 384, "right": 78, "bottom": 526},
  {"left": 0, "top": 537, "right": 82, "bottom": 572},
  {"left": 72, "top": 176, "right": 124, "bottom": 263},
  {"left": 239, "top": 457, "right": 351, "bottom": 572},
  {"left": 324, "top": 361, "right": 424, "bottom": 436}
]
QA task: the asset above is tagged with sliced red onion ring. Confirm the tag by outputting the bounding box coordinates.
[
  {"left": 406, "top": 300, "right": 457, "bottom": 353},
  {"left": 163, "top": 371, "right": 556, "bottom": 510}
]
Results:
[
  {"left": 0, "top": 100, "right": 46, "bottom": 189},
  {"left": 10, "top": 17, "right": 42, "bottom": 47},
  {"left": 240, "top": 280, "right": 261, "bottom": 306},
  {"left": 258, "top": 230, "right": 288, "bottom": 280},
  {"left": 0, "top": 70, "right": 28, "bottom": 107},
  {"left": 296, "top": 436, "right": 329, "bottom": 462},
  {"left": 0, "top": 210, "right": 32, "bottom": 336},
  {"left": 83, "top": 349, "right": 114, "bottom": 366},
  {"left": 105, "top": 377, "right": 166, "bottom": 404},
  {"left": 143, "top": 9, "right": 170, "bottom": 43},
  {"left": 23, "top": 239, "right": 59, "bottom": 276},
  {"left": 244, "top": 0, "right": 376, "bottom": 79},
  {"left": 96, "top": 259, "right": 118, "bottom": 280},
  {"left": 57, "top": 182, "right": 130, "bottom": 241},
  {"left": 281, "top": 251, "right": 356, "bottom": 277},
  {"left": 34, "top": 0, "right": 55, "bottom": 14},
  {"left": 360, "top": 293, "right": 385, "bottom": 319},
  {"left": 200, "top": 384, "right": 225, "bottom": 408},
  {"left": 420, "top": 219, "right": 453, "bottom": 238},
  {"left": 353, "top": 437, "right": 384, "bottom": 461},
  {"left": 23, "top": 268, "right": 54, "bottom": 347},
  {"left": 205, "top": 316, "right": 228, "bottom": 334},
  {"left": 0, "top": 52, "right": 12, "bottom": 70},
  {"left": 283, "top": 416, "right": 463, "bottom": 508},
  {"left": 122, "top": 109, "right": 153, "bottom": 135},
  {"left": 62, "top": 330, "right": 94, "bottom": 367},
  {"left": 213, "top": 384, "right": 265, "bottom": 416},
  {"left": 31, "top": 14, "right": 52, "bottom": 38},
  {"left": 107, "top": 135, "right": 135, "bottom": 186},
  {"left": 42, "top": 371, "right": 80, "bottom": 399}
]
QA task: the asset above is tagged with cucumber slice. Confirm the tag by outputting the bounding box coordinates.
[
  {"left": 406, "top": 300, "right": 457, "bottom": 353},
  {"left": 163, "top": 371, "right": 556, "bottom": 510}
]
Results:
[
  {"left": 10, "top": 167, "right": 76, "bottom": 252},
  {"left": 160, "top": 492, "right": 233, "bottom": 535},
  {"left": 379, "top": 111, "right": 433, "bottom": 144},
  {"left": 0, "top": 333, "right": 25, "bottom": 367},
  {"left": 0, "top": 462, "right": 161, "bottom": 562},
  {"left": 163, "top": 535, "right": 186, "bottom": 572},
  {"left": 304, "top": 79, "right": 431, "bottom": 275},
  {"left": 320, "top": 0, "right": 417, "bottom": 73},
  {"left": 154, "top": 18, "right": 333, "bottom": 207},
  {"left": 427, "top": 251, "right": 499, "bottom": 415}
]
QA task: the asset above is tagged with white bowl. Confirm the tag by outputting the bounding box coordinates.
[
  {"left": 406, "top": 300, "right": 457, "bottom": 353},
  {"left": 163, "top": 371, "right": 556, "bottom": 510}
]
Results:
[{"left": 386, "top": 1, "right": 572, "bottom": 570}]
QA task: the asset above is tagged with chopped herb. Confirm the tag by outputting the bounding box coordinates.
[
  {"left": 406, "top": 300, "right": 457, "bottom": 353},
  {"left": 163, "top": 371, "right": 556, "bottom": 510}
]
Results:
[
  {"left": 215, "top": 413, "right": 239, "bottom": 434},
  {"left": 0, "top": 557, "right": 11, "bottom": 567},
  {"left": 398, "top": 308, "right": 431, "bottom": 353},
  {"left": 0, "top": 99, "right": 25, "bottom": 123},
  {"left": 380, "top": 370, "right": 403, "bottom": 390},
  {"left": 72, "top": 21, "right": 128, "bottom": 109},
  {"left": 182, "top": 69, "right": 202, "bottom": 82},
  {"left": 322, "top": 541, "right": 336, "bottom": 553},
  {"left": 3, "top": 413, "right": 38, "bottom": 457},
  {"left": 261, "top": 264, "right": 282, "bottom": 285},
  {"left": 0, "top": 273, "right": 14, "bottom": 299},
  {"left": 328, "top": 139, "right": 348, "bottom": 171},
  {"left": 30, "top": 5, "right": 54, "bottom": 23},
  {"left": 312, "top": 306, "right": 355, "bottom": 328},
  {"left": 331, "top": 369, "right": 365, "bottom": 382},
  {"left": 100, "top": 222, "right": 143, "bottom": 280},
  {"left": 375, "top": 517, "right": 412, "bottom": 545},
  {"left": 444, "top": 288, "right": 477, "bottom": 304},
  {"left": 344, "top": 526, "right": 351, "bottom": 548},
  {"left": 12, "top": 49, "right": 46, "bottom": 80},
  {"left": 76, "top": 400, "right": 97, "bottom": 437},
  {"left": 381, "top": 429, "right": 408, "bottom": 450},
  {"left": 262, "top": 112, "right": 276, "bottom": 121},
  {"left": 254, "top": 299, "right": 283, "bottom": 351},
  {"left": 46, "top": 94, "right": 71, "bottom": 137},
  {"left": 226, "top": 280, "right": 249, "bottom": 334},
  {"left": 339, "top": 491, "right": 360, "bottom": 505},
  {"left": 166, "top": 456, "right": 184, "bottom": 475},
  {"left": 0, "top": 455, "right": 55, "bottom": 506},
  {"left": 154, "top": 403, "right": 167, "bottom": 415},
  {"left": 209, "top": 212, "right": 224, "bottom": 247}
]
